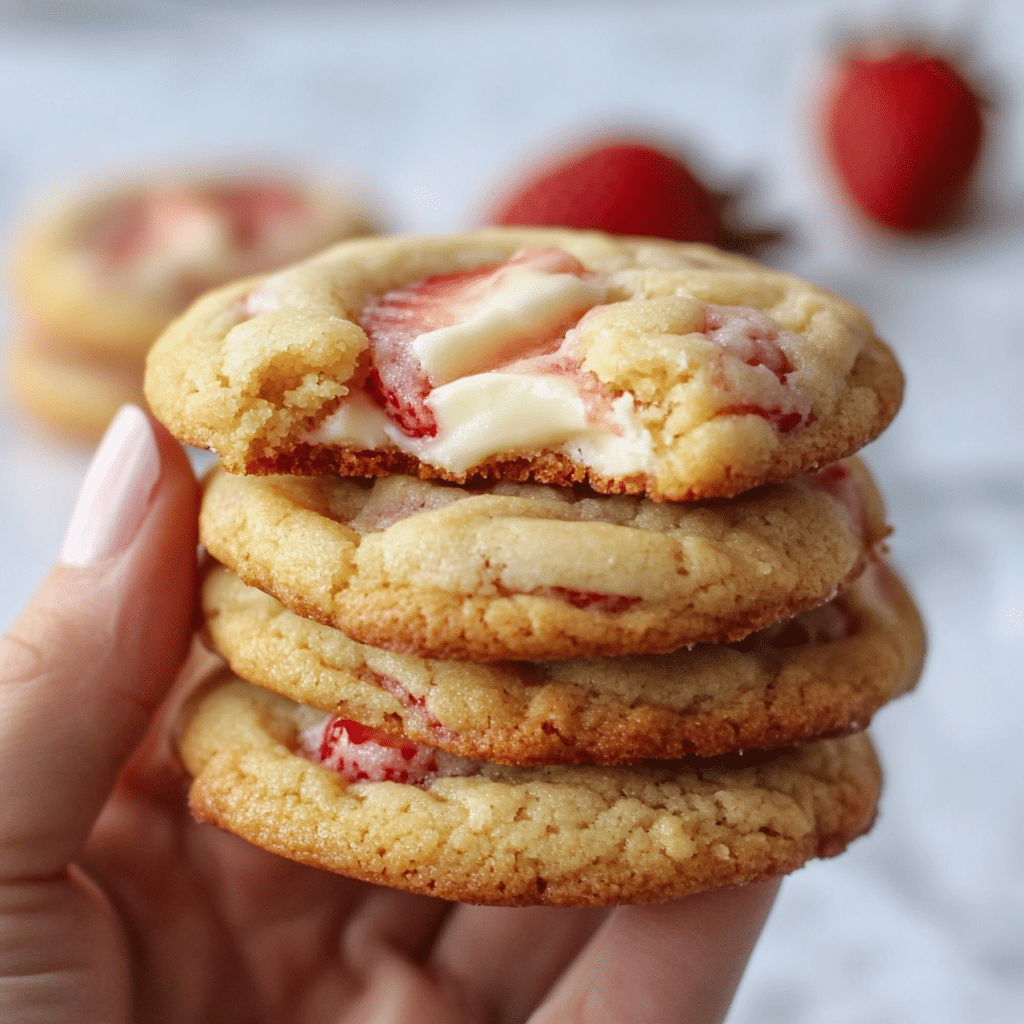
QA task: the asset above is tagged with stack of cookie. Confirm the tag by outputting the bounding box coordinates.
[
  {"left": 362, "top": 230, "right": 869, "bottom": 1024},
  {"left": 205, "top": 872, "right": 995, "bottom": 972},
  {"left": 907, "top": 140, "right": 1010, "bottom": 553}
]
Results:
[
  {"left": 145, "top": 228, "right": 925, "bottom": 906},
  {"left": 5, "top": 167, "right": 378, "bottom": 439}
]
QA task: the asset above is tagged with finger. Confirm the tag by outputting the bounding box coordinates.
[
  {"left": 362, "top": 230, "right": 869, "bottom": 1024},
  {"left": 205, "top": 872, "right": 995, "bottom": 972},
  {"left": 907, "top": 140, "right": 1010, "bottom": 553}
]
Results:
[
  {"left": 528, "top": 879, "right": 781, "bottom": 1024},
  {"left": 428, "top": 904, "right": 609, "bottom": 1024},
  {"left": 0, "top": 405, "right": 198, "bottom": 882},
  {"left": 341, "top": 887, "right": 456, "bottom": 971}
]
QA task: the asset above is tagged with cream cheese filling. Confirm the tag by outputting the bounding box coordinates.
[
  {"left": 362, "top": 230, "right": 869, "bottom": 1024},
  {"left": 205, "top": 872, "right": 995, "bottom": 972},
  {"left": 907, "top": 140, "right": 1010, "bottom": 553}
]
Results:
[
  {"left": 306, "top": 371, "right": 657, "bottom": 477},
  {"left": 413, "top": 264, "right": 606, "bottom": 384},
  {"left": 301, "top": 250, "right": 658, "bottom": 476}
]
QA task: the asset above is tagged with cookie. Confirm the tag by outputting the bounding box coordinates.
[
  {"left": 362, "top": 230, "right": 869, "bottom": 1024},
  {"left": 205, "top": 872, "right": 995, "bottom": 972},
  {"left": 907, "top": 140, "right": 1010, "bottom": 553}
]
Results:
[
  {"left": 201, "top": 555, "right": 924, "bottom": 764},
  {"left": 198, "top": 457, "right": 889, "bottom": 661},
  {"left": 5, "top": 332, "right": 145, "bottom": 440},
  {"left": 145, "top": 228, "right": 903, "bottom": 501},
  {"left": 178, "top": 675, "right": 883, "bottom": 906},
  {"left": 11, "top": 166, "right": 379, "bottom": 362}
]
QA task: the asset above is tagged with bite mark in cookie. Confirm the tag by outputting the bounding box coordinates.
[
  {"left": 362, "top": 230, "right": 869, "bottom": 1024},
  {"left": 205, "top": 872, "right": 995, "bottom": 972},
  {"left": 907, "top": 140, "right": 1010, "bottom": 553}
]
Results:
[
  {"left": 306, "top": 246, "right": 647, "bottom": 477},
  {"left": 305, "top": 257, "right": 822, "bottom": 480}
]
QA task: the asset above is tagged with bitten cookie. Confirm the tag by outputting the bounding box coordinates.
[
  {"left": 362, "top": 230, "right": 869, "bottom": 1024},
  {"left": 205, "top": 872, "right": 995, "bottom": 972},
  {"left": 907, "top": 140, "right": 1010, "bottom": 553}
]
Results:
[
  {"left": 178, "top": 676, "right": 883, "bottom": 906},
  {"left": 200, "top": 556, "right": 925, "bottom": 765},
  {"left": 145, "top": 228, "right": 903, "bottom": 501},
  {"left": 11, "top": 167, "right": 379, "bottom": 362},
  {"left": 198, "top": 457, "right": 889, "bottom": 661}
]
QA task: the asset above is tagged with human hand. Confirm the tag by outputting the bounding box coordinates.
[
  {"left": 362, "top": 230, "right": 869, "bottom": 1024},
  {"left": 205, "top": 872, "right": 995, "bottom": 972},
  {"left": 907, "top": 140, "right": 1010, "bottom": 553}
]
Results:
[{"left": 0, "top": 405, "right": 779, "bottom": 1024}]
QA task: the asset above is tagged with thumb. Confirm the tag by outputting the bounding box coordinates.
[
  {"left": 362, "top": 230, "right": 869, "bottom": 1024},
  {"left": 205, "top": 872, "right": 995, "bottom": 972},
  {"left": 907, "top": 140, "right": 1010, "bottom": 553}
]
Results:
[{"left": 0, "top": 405, "right": 198, "bottom": 882}]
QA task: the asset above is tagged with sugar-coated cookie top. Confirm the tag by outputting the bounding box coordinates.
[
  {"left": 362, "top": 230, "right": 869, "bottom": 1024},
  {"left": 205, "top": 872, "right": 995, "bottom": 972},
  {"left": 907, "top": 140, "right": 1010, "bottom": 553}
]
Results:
[{"left": 146, "top": 228, "right": 904, "bottom": 500}]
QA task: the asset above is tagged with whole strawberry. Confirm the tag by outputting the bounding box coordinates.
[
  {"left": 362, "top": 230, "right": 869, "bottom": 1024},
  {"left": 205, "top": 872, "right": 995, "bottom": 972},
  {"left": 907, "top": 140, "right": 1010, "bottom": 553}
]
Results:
[
  {"left": 823, "top": 46, "right": 985, "bottom": 231},
  {"left": 488, "top": 139, "right": 724, "bottom": 246}
]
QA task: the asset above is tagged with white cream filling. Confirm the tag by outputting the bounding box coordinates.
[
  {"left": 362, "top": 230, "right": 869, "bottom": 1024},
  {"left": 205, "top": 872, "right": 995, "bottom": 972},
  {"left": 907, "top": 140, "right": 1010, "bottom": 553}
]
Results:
[
  {"left": 563, "top": 392, "right": 656, "bottom": 478},
  {"left": 300, "top": 256, "right": 657, "bottom": 475},
  {"left": 425, "top": 373, "right": 592, "bottom": 470},
  {"left": 412, "top": 266, "right": 606, "bottom": 385},
  {"left": 307, "top": 373, "right": 656, "bottom": 477}
]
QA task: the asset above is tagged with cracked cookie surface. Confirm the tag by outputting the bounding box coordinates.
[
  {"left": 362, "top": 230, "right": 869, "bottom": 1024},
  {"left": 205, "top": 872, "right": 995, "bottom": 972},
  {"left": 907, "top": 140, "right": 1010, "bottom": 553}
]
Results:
[
  {"left": 145, "top": 228, "right": 903, "bottom": 501},
  {"left": 201, "top": 557, "right": 924, "bottom": 764},
  {"left": 178, "top": 676, "right": 883, "bottom": 906},
  {"left": 197, "top": 457, "right": 889, "bottom": 661}
]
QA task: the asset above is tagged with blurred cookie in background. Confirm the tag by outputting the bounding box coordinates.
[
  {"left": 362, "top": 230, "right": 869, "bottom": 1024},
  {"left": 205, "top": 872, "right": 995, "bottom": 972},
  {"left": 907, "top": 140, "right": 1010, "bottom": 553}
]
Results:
[
  {"left": 5, "top": 165, "right": 381, "bottom": 440},
  {"left": 6, "top": 333, "right": 145, "bottom": 440}
]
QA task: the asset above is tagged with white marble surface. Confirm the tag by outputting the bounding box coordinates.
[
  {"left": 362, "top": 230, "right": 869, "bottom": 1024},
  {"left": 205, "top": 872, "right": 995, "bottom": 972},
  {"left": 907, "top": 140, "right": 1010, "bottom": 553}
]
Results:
[{"left": 0, "top": 1, "right": 1022, "bottom": 1020}]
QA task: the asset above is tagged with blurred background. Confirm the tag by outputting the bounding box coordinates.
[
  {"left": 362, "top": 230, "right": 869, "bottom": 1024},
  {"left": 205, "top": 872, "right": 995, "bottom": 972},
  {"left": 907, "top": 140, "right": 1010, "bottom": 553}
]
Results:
[{"left": 0, "top": 1, "right": 1021, "bottom": 1020}]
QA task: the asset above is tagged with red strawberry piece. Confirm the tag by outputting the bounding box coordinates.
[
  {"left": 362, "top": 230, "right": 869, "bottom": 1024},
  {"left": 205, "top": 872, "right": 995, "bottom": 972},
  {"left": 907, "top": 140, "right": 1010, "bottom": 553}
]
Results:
[
  {"left": 303, "top": 716, "right": 479, "bottom": 787},
  {"left": 489, "top": 139, "right": 724, "bottom": 245},
  {"left": 313, "top": 717, "right": 442, "bottom": 785},
  {"left": 703, "top": 304, "right": 812, "bottom": 434},
  {"left": 703, "top": 305, "right": 794, "bottom": 382},
  {"left": 823, "top": 46, "right": 985, "bottom": 231},
  {"left": 87, "top": 192, "right": 201, "bottom": 270},
  {"left": 360, "top": 247, "right": 591, "bottom": 438}
]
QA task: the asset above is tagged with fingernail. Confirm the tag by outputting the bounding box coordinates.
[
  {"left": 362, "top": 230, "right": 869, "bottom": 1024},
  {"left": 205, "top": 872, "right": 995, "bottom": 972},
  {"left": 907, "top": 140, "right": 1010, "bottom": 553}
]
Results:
[{"left": 60, "top": 405, "right": 161, "bottom": 567}]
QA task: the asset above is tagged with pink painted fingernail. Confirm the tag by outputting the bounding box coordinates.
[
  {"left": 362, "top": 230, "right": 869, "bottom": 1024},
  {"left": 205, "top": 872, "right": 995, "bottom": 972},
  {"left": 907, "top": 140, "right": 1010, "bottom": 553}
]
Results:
[{"left": 60, "top": 405, "right": 161, "bottom": 567}]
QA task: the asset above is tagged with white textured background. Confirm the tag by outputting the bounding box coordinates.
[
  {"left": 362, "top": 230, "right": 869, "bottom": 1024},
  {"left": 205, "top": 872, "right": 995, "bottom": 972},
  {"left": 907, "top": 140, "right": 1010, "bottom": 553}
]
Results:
[{"left": 0, "top": 1, "right": 1022, "bottom": 1020}]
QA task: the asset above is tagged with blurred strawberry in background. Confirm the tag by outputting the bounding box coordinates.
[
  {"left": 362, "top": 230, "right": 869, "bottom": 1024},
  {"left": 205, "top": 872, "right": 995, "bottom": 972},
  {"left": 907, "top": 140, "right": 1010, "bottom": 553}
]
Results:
[
  {"left": 822, "top": 43, "right": 986, "bottom": 231},
  {"left": 489, "top": 139, "right": 723, "bottom": 244},
  {"left": 487, "top": 137, "right": 783, "bottom": 254}
]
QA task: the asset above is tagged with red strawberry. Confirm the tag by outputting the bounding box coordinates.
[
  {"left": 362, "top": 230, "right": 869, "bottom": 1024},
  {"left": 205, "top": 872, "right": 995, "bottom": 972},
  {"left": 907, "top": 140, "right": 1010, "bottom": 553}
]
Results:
[
  {"left": 823, "top": 46, "right": 985, "bottom": 231},
  {"left": 361, "top": 248, "right": 592, "bottom": 437},
  {"left": 488, "top": 139, "right": 725, "bottom": 246}
]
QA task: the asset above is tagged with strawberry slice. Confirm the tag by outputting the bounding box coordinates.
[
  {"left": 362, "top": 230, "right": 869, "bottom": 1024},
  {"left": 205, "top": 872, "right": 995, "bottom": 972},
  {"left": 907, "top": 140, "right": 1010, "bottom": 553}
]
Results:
[
  {"left": 299, "top": 716, "right": 476, "bottom": 786},
  {"left": 87, "top": 191, "right": 210, "bottom": 271},
  {"left": 360, "top": 248, "right": 595, "bottom": 438}
]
